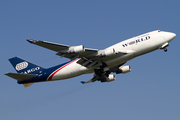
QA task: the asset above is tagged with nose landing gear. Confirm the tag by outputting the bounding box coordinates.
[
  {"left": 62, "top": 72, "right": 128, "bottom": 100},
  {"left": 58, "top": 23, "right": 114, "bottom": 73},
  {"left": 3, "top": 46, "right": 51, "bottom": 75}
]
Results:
[{"left": 160, "top": 42, "right": 169, "bottom": 52}]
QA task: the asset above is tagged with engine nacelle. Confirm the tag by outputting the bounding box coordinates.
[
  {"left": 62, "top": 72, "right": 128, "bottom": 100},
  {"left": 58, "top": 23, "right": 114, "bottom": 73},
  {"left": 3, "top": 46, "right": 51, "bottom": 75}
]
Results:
[
  {"left": 116, "top": 65, "right": 131, "bottom": 74},
  {"left": 106, "top": 74, "right": 115, "bottom": 82},
  {"left": 68, "top": 45, "right": 85, "bottom": 53},
  {"left": 98, "top": 48, "right": 116, "bottom": 57}
]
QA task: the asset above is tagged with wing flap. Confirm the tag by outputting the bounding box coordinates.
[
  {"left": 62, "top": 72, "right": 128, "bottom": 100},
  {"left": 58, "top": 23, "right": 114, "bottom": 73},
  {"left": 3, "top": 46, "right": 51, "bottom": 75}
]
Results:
[
  {"left": 77, "top": 57, "right": 100, "bottom": 68},
  {"left": 5, "top": 73, "right": 37, "bottom": 81}
]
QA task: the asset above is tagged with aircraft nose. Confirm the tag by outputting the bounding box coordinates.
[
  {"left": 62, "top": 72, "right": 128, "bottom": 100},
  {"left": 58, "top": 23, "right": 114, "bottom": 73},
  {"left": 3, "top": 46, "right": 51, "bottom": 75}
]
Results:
[
  {"left": 170, "top": 32, "right": 176, "bottom": 39},
  {"left": 163, "top": 32, "right": 176, "bottom": 42}
]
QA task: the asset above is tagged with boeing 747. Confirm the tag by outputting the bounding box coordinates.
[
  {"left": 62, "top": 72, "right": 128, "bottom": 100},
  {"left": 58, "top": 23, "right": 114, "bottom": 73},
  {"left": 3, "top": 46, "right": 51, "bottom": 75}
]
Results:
[{"left": 5, "top": 30, "right": 176, "bottom": 87}]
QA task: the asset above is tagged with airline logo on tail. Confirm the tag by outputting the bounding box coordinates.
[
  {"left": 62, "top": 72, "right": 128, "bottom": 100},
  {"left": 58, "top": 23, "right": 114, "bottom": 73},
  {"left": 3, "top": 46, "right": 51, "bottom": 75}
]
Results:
[{"left": 15, "top": 62, "right": 28, "bottom": 71}]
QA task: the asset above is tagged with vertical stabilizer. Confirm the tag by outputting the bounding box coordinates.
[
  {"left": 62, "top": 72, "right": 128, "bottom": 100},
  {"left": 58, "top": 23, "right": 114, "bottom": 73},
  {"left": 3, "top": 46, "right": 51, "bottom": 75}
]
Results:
[{"left": 9, "top": 57, "right": 45, "bottom": 74}]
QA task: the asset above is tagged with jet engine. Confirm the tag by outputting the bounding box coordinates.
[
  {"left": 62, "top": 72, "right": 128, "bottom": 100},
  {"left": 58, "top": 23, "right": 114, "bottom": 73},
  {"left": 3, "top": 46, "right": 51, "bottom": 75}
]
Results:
[
  {"left": 116, "top": 65, "right": 131, "bottom": 74},
  {"left": 98, "top": 48, "right": 116, "bottom": 57},
  {"left": 68, "top": 45, "right": 85, "bottom": 53},
  {"left": 106, "top": 74, "right": 115, "bottom": 82}
]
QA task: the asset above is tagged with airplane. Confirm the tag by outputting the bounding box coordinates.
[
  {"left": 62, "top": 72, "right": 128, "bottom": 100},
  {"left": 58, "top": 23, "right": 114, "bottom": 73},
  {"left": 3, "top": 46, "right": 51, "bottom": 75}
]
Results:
[{"left": 5, "top": 30, "right": 176, "bottom": 87}]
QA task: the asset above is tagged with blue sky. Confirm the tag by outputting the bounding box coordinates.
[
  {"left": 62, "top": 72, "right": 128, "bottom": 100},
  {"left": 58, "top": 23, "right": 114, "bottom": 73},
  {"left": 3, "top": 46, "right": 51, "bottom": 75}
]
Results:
[{"left": 1, "top": 0, "right": 180, "bottom": 120}]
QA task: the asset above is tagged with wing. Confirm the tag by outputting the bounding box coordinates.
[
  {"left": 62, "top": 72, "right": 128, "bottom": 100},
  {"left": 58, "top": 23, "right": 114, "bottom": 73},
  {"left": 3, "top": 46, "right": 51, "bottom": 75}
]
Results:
[
  {"left": 27, "top": 39, "right": 128, "bottom": 69},
  {"left": 81, "top": 73, "right": 115, "bottom": 84},
  {"left": 27, "top": 39, "right": 132, "bottom": 84},
  {"left": 27, "top": 39, "right": 98, "bottom": 59}
]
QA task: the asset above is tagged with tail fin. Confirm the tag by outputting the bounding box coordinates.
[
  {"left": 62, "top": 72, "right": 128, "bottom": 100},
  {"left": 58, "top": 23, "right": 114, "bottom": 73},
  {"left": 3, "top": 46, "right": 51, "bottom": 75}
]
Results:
[{"left": 9, "top": 57, "right": 45, "bottom": 74}]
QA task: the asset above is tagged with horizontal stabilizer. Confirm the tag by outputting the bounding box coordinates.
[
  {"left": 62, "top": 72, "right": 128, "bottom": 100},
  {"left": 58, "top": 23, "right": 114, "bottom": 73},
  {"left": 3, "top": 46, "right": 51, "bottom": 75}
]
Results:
[{"left": 5, "top": 73, "right": 37, "bottom": 81}]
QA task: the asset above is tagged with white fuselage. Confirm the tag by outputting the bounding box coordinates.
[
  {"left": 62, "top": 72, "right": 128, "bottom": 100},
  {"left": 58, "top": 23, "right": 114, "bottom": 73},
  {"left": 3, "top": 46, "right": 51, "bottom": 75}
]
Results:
[{"left": 49, "top": 30, "right": 176, "bottom": 81}]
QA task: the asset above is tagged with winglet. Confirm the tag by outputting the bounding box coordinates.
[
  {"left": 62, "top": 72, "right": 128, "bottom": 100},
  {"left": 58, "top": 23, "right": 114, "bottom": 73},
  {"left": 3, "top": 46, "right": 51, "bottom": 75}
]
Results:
[
  {"left": 80, "top": 81, "right": 86, "bottom": 84},
  {"left": 27, "top": 39, "right": 38, "bottom": 44},
  {"left": 80, "top": 79, "right": 93, "bottom": 84}
]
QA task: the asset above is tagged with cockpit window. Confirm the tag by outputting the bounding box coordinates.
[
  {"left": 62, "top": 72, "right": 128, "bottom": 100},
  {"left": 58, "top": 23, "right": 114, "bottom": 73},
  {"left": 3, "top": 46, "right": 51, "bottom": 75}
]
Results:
[{"left": 158, "top": 30, "right": 161, "bottom": 32}]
